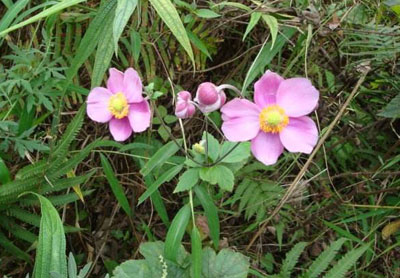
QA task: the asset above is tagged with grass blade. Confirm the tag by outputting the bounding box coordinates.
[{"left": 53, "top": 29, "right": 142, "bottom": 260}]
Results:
[
  {"left": 164, "top": 204, "right": 191, "bottom": 263},
  {"left": 113, "top": 0, "right": 138, "bottom": 54},
  {"left": 100, "top": 154, "right": 132, "bottom": 217},
  {"left": 191, "top": 226, "right": 202, "bottom": 278},
  {"left": 148, "top": 0, "right": 195, "bottom": 66},
  {"left": 194, "top": 184, "right": 220, "bottom": 249}
]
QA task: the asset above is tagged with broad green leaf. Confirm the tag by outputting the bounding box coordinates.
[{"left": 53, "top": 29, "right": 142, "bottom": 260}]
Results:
[
  {"left": 0, "top": 0, "right": 86, "bottom": 37},
  {"left": 202, "top": 132, "right": 220, "bottom": 162},
  {"left": 148, "top": 0, "right": 195, "bottom": 66},
  {"left": 200, "top": 165, "right": 234, "bottom": 191},
  {"left": 242, "top": 27, "right": 297, "bottom": 94},
  {"left": 140, "top": 140, "right": 182, "bottom": 176},
  {"left": 243, "top": 12, "right": 261, "bottom": 41},
  {"left": 91, "top": 8, "right": 115, "bottom": 88},
  {"left": 262, "top": 15, "right": 278, "bottom": 49},
  {"left": 202, "top": 247, "right": 249, "bottom": 278},
  {"left": 0, "top": 0, "right": 29, "bottom": 33},
  {"left": 139, "top": 164, "right": 184, "bottom": 204},
  {"left": 194, "top": 184, "right": 220, "bottom": 249},
  {"left": 0, "top": 157, "right": 11, "bottom": 184},
  {"left": 143, "top": 175, "right": 170, "bottom": 227},
  {"left": 164, "top": 204, "right": 191, "bottom": 263},
  {"left": 195, "top": 9, "right": 221, "bottom": 18},
  {"left": 113, "top": 260, "right": 151, "bottom": 278},
  {"left": 220, "top": 142, "right": 251, "bottom": 163},
  {"left": 66, "top": 0, "right": 117, "bottom": 83},
  {"left": 174, "top": 168, "right": 200, "bottom": 193},
  {"left": 378, "top": 93, "right": 400, "bottom": 118},
  {"left": 100, "top": 154, "right": 132, "bottom": 217},
  {"left": 191, "top": 227, "right": 202, "bottom": 278},
  {"left": 33, "top": 194, "right": 67, "bottom": 278},
  {"left": 113, "top": 0, "right": 138, "bottom": 54}
]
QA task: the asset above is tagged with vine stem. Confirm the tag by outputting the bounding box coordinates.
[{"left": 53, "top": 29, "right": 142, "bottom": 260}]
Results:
[{"left": 246, "top": 66, "right": 371, "bottom": 251}]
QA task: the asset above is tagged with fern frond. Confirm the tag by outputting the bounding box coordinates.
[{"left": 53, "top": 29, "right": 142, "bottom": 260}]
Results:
[
  {"left": 0, "top": 176, "right": 43, "bottom": 204},
  {"left": 40, "top": 173, "right": 93, "bottom": 195},
  {"left": 20, "top": 190, "right": 95, "bottom": 207},
  {"left": 0, "top": 215, "right": 37, "bottom": 243},
  {"left": 323, "top": 243, "right": 370, "bottom": 278},
  {"left": 303, "top": 238, "right": 347, "bottom": 278},
  {"left": 0, "top": 231, "right": 31, "bottom": 262},
  {"left": 50, "top": 105, "right": 85, "bottom": 160},
  {"left": 7, "top": 207, "right": 41, "bottom": 227},
  {"left": 280, "top": 242, "right": 308, "bottom": 278},
  {"left": 15, "top": 160, "right": 47, "bottom": 179}
]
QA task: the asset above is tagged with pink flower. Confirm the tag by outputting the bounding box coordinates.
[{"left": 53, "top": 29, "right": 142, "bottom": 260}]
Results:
[
  {"left": 86, "top": 68, "right": 151, "bottom": 141},
  {"left": 221, "top": 70, "right": 319, "bottom": 165},
  {"left": 175, "top": 91, "right": 196, "bottom": 119},
  {"left": 194, "top": 82, "right": 226, "bottom": 113}
]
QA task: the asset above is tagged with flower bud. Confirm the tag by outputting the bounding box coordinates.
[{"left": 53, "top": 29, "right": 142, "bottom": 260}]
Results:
[
  {"left": 175, "top": 91, "right": 195, "bottom": 119},
  {"left": 195, "top": 82, "right": 226, "bottom": 113}
]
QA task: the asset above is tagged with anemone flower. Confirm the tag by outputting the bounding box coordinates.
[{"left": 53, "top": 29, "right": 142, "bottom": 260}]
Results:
[
  {"left": 175, "top": 91, "right": 195, "bottom": 119},
  {"left": 86, "top": 68, "right": 151, "bottom": 141},
  {"left": 194, "top": 82, "right": 226, "bottom": 113},
  {"left": 221, "top": 70, "right": 319, "bottom": 165}
]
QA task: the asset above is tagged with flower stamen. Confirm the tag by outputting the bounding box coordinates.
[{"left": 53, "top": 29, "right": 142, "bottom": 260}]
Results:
[
  {"left": 108, "top": 92, "right": 129, "bottom": 119},
  {"left": 259, "top": 105, "right": 289, "bottom": 133}
]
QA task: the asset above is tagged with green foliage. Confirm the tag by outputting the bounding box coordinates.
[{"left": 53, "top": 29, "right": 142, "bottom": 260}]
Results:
[
  {"left": 33, "top": 194, "right": 67, "bottom": 278},
  {"left": 113, "top": 241, "right": 249, "bottom": 278}
]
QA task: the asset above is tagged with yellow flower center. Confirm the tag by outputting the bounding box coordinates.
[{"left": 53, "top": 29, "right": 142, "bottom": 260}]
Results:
[
  {"left": 108, "top": 92, "right": 129, "bottom": 119},
  {"left": 259, "top": 105, "right": 289, "bottom": 133}
]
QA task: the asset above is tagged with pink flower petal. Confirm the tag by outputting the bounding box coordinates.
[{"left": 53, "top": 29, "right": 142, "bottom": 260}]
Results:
[
  {"left": 254, "top": 70, "right": 284, "bottom": 108},
  {"left": 86, "top": 87, "right": 113, "bottom": 123},
  {"left": 222, "top": 117, "right": 260, "bottom": 141},
  {"left": 279, "top": 116, "right": 318, "bottom": 154},
  {"left": 276, "top": 78, "right": 319, "bottom": 117},
  {"left": 109, "top": 117, "right": 133, "bottom": 141},
  {"left": 251, "top": 131, "right": 284, "bottom": 165},
  {"left": 123, "top": 68, "right": 144, "bottom": 103},
  {"left": 107, "top": 68, "right": 124, "bottom": 94},
  {"left": 128, "top": 100, "right": 151, "bottom": 132},
  {"left": 221, "top": 98, "right": 260, "bottom": 121}
]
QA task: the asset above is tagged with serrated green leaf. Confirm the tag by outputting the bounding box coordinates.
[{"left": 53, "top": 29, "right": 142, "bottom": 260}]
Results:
[
  {"left": 280, "top": 242, "right": 307, "bottom": 277},
  {"left": 174, "top": 168, "right": 199, "bottom": 193},
  {"left": 202, "top": 132, "right": 220, "bottom": 162},
  {"left": 220, "top": 142, "right": 251, "bottom": 163}
]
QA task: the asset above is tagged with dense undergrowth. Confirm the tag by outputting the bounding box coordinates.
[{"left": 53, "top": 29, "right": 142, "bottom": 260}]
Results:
[{"left": 0, "top": 0, "right": 399, "bottom": 277}]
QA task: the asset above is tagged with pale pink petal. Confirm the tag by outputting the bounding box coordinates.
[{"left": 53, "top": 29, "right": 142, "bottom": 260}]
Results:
[
  {"left": 128, "top": 100, "right": 151, "bottom": 132},
  {"left": 123, "top": 68, "right": 144, "bottom": 103},
  {"left": 251, "top": 131, "right": 284, "bottom": 165},
  {"left": 254, "top": 70, "right": 284, "bottom": 108},
  {"left": 107, "top": 68, "right": 124, "bottom": 94},
  {"left": 279, "top": 116, "right": 318, "bottom": 154},
  {"left": 109, "top": 117, "right": 133, "bottom": 141},
  {"left": 222, "top": 117, "right": 259, "bottom": 141},
  {"left": 276, "top": 78, "right": 319, "bottom": 117},
  {"left": 221, "top": 98, "right": 260, "bottom": 120},
  {"left": 86, "top": 87, "right": 112, "bottom": 123}
]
